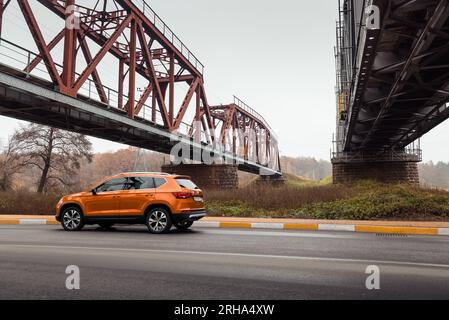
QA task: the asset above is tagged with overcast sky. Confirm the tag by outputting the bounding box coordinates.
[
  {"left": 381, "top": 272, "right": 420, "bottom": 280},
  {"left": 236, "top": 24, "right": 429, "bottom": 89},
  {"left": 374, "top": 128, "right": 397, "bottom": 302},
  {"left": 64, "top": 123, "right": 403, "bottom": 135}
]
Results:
[{"left": 0, "top": 0, "right": 448, "bottom": 162}]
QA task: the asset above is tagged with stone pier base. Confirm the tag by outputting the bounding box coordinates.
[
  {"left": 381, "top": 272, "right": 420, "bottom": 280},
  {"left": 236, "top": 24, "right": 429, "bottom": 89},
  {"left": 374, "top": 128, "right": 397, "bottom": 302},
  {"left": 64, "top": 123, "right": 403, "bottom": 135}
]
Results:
[
  {"left": 162, "top": 164, "right": 239, "bottom": 190},
  {"left": 255, "top": 175, "right": 286, "bottom": 187},
  {"left": 332, "top": 157, "right": 420, "bottom": 185}
]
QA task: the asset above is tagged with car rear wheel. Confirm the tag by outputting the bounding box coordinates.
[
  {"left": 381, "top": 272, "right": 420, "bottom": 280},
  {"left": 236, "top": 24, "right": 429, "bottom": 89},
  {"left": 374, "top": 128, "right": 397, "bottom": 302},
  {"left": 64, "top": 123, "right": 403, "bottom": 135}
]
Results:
[
  {"left": 146, "top": 208, "right": 172, "bottom": 234},
  {"left": 174, "top": 221, "right": 194, "bottom": 230},
  {"left": 61, "top": 207, "right": 85, "bottom": 231}
]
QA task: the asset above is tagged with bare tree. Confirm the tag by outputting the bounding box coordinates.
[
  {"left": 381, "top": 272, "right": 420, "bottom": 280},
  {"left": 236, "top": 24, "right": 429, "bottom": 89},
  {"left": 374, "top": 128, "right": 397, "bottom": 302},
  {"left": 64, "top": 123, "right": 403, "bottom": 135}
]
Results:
[
  {"left": 13, "top": 124, "right": 93, "bottom": 193},
  {"left": 0, "top": 135, "right": 32, "bottom": 191}
]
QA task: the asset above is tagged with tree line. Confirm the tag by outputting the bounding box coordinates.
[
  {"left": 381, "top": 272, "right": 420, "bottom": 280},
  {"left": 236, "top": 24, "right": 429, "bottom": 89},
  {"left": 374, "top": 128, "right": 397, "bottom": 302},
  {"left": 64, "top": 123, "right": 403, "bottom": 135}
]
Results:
[{"left": 1, "top": 124, "right": 449, "bottom": 193}]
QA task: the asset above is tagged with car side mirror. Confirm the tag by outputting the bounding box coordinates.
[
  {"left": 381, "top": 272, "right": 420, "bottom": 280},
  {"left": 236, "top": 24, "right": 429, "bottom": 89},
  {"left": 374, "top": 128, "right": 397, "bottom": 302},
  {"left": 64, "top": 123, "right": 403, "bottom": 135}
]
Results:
[{"left": 92, "top": 189, "right": 97, "bottom": 195}]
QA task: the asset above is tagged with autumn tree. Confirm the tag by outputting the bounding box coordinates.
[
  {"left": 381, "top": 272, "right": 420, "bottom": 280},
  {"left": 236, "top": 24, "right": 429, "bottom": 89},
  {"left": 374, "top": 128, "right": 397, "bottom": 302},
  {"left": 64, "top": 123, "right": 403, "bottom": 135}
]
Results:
[
  {"left": 77, "top": 147, "right": 166, "bottom": 190},
  {"left": 0, "top": 135, "right": 33, "bottom": 190},
  {"left": 12, "top": 124, "right": 93, "bottom": 193}
]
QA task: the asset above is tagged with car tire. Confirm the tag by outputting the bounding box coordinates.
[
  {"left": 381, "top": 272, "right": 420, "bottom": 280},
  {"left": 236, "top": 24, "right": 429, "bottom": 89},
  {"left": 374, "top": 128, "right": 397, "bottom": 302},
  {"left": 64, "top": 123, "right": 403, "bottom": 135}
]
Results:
[
  {"left": 98, "top": 222, "right": 114, "bottom": 229},
  {"left": 174, "top": 221, "right": 194, "bottom": 230},
  {"left": 61, "top": 206, "right": 85, "bottom": 231},
  {"left": 145, "top": 208, "right": 172, "bottom": 234}
]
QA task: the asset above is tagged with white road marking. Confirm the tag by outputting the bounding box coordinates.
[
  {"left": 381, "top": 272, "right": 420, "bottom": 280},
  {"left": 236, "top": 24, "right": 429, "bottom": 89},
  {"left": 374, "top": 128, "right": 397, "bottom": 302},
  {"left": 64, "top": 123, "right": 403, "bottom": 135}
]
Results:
[{"left": 1, "top": 244, "right": 449, "bottom": 269}]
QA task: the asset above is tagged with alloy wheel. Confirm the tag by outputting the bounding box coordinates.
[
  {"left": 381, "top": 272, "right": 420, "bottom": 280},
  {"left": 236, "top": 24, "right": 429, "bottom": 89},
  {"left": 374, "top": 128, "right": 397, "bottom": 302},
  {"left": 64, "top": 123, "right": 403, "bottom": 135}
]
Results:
[
  {"left": 148, "top": 210, "right": 169, "bottom": 233},
  {"left": 63, "top": 209, "right": 82, "bottom": 230}
]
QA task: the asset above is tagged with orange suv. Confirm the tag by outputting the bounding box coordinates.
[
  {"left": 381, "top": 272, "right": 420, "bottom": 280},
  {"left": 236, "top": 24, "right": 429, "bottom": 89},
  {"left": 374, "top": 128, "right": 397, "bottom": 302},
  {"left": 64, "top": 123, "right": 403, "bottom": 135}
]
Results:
[{"left": 55, "top": 172, "right": 206, "bottom": 233}]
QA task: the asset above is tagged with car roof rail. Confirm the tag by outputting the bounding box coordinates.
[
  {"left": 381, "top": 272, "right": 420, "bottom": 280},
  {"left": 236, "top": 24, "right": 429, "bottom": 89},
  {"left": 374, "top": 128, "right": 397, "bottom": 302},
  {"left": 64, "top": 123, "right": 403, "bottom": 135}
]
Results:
[{"left": 122, "top": 172, "right": 172, "bottom": 175}]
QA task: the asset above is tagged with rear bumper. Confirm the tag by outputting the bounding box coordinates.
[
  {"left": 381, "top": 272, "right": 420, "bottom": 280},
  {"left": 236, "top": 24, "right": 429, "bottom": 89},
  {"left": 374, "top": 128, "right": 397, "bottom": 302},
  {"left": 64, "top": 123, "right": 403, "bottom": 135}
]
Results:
[{"left": 172, "top": 211, "right": 207, "bottom": 223}]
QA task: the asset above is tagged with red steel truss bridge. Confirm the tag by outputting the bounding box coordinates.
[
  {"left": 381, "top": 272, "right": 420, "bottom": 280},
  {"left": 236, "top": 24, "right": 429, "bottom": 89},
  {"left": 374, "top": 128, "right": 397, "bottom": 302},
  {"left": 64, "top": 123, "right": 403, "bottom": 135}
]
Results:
[{"left": 0, "top": 0, "right": 281, "bottom": 176}]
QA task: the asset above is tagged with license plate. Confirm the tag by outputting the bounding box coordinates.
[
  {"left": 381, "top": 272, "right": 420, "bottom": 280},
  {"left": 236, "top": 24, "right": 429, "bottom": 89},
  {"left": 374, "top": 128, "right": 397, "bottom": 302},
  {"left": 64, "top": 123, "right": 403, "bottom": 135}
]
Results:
[{"left": 193, "top": 196, "right": 203, "bottom": 202}]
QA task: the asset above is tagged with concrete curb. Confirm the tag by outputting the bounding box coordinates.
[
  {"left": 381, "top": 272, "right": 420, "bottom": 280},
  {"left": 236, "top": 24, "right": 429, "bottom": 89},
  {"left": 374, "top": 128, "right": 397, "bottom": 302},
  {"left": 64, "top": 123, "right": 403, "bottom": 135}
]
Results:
[
  {"left": 0, "top": 218, "right": 59, "bottom": 225},
  {"left": 196, "top": 221, "right": 449, "bottom": 236},
  {"left": 1, "top": 216, "right": 449, "bottom": 236}
]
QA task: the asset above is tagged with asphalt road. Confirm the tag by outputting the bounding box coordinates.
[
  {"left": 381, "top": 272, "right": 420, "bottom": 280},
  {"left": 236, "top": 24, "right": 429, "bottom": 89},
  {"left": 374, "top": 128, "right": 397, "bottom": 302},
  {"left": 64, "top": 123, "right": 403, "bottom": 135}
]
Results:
[{"left": 0, "top": 224, "right": 449, "bottom": 299}]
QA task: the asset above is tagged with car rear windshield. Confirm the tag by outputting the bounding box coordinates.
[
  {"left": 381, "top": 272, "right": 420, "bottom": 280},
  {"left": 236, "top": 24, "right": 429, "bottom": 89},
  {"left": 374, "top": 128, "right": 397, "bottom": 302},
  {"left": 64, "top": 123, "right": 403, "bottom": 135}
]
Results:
[{"left": 175, "top": 178, "right": 199, "bottom": 190}]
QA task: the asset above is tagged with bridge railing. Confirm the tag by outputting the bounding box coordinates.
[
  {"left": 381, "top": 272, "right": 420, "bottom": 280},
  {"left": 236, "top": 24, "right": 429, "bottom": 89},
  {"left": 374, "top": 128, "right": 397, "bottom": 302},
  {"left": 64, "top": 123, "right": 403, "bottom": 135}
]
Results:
[
  {"left": 331, "top": 148, "right": 423, "bottom": 163},
  {"left": 232, "top": 96, "right": 278, "bottom": 140},
  {"left": 132, "top": 0, "right": 204, "bottom": 74}
]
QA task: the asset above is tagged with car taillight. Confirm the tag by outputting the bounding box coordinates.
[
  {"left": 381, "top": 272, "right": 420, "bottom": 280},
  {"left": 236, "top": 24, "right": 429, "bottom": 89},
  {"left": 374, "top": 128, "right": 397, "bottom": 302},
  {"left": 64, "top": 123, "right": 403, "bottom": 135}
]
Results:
[{"left": 172, "top": 192, "right": 193, "bottom": 199}]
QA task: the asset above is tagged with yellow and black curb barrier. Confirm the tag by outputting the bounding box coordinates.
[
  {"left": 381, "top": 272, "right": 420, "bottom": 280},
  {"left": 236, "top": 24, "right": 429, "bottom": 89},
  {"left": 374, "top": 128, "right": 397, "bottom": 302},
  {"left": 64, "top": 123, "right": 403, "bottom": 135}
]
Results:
[{"left": 1, "top": 215, "right": 448, "bottom": 236}]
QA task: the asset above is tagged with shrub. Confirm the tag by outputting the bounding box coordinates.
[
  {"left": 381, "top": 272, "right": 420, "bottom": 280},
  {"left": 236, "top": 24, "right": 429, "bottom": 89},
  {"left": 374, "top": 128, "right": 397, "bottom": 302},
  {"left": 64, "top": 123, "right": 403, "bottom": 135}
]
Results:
[
  {"left": 0, "top": 190, "right": 60, "bottom": 215},
  {"left": 297, "top": 183, "right": 449, "bottom": 220}
]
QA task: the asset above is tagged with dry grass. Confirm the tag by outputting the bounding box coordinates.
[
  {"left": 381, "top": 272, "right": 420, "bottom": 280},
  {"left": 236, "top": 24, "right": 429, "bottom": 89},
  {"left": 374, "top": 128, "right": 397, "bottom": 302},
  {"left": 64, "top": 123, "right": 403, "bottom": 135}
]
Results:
[
  {"left": 205, "top": 184, "right": 357, "bottom": 217},
  {"left": 206, "top": 181, "right": 449, "bottom": 220},
  {"left": 0, "top": 190, "right": 60, "bottom": 215}
]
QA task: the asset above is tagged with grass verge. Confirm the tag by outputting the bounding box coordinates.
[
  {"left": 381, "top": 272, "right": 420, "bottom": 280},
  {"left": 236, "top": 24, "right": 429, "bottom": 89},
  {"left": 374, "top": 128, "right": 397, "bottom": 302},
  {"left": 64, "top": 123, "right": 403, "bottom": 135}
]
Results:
[{"left": 206, "top": 181, "right": 449, "bottom": 221}]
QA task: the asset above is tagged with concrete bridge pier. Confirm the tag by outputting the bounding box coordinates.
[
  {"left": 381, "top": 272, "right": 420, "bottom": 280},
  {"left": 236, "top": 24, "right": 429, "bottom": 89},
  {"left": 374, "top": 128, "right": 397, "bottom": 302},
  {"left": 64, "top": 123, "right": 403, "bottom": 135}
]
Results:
[
  {"left": 162, "top": 164, "right": 239, "bottom": 190},
  {"left": 332, "top": 151, "right": 421, "bottom": 185}
]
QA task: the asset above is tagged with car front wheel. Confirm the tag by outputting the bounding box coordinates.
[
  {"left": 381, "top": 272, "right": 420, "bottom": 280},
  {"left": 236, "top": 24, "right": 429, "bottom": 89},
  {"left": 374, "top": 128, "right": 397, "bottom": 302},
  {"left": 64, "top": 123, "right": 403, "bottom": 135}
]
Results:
[
  {"left": 61, "top": 207, "right": 85, "bottom": 231},
  {"left": 146, "top": 208, "right": 172, "bottom": 234}
]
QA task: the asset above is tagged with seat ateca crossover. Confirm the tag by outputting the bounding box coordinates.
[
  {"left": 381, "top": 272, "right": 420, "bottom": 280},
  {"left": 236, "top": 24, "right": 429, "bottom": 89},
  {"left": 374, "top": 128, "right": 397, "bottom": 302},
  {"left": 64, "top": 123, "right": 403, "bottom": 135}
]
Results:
[{"left": 55, "top": 173, "right": 206, "bottom": 233}]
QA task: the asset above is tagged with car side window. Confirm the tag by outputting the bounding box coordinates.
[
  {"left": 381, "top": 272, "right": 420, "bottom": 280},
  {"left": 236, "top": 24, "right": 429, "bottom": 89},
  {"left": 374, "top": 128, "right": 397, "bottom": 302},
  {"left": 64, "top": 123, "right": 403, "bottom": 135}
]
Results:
[
  {"left": 95, "top": 178, "right": 127, "bottom": 193},
  {"left": 154, "top": 178, "right": 167, "bottom": 188},
  {"left": 125, "top": 177, "right": 155, "bottom": 190}
]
